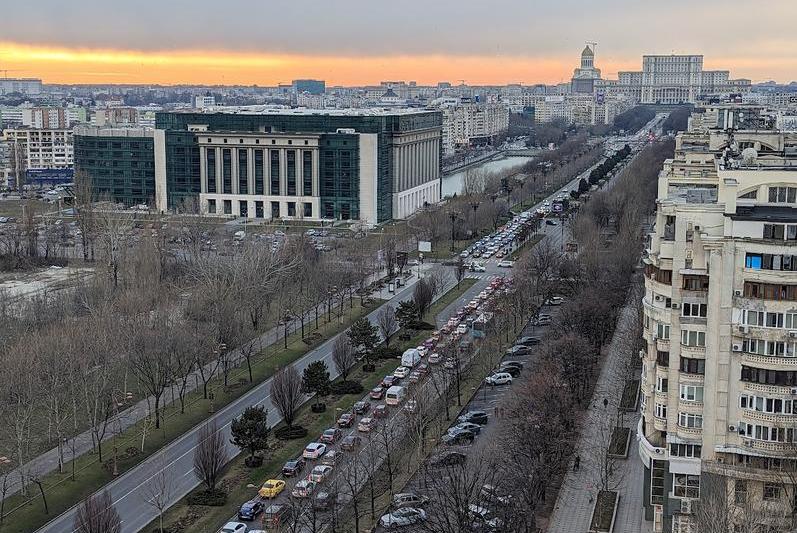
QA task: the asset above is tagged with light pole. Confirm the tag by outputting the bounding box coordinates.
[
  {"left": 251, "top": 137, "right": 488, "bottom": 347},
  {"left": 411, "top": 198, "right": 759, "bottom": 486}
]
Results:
[{"left": 447, "top": 209, "right": 459, "bottom": 253}]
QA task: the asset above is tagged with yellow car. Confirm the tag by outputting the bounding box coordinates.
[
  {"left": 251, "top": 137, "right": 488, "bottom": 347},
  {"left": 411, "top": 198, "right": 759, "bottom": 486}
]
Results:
[{"left": 258, "top": 479, "right": 286, "bottom": 499}]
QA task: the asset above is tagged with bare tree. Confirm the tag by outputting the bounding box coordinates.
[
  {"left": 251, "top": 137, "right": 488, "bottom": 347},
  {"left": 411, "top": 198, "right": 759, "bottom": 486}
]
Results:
[
  {"left": 128, "top": 315, "right": 174, "bottom": 430},
  {"left": 377, "top": 306, "right": 398, "bottom": 348},
  {"left": 332, "top": 335, "right": 356, "bottom": 382},
  {"left": 454, "top": 258, "right": 467, "bottom": 288},
  {"left": 73, "top": 490, "right": 121, "bottom": 533},
  {"left": 271, "top": 365, "right": 304, "bottom": 429},
  {"left": 413, "top": 278, "right": 435, "bottom": 320},
  {"left": 193, "top": 420, "right": 227, "bottom": 492},
  {"left": 142, "top": 458, "right": 174, "bottom": 533}
]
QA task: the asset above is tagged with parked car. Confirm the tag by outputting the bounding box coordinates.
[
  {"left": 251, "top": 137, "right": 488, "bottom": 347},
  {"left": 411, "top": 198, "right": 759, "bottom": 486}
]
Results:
[
  {"left": 220, "top": 522, "right": 248, "bottom": 533},
  {"left": 382, "top": 375, "right": 399, "bottom": 388},
  {"left": 545, "top": 296, "right": 564, "bottom": 306},
  {"left": 442, "top": 428, "right": 476, "bottom": 445},
  {"left": 309, "top": 465, "right": 333, "bottom": 483},
  {"left": 497, "top": 260, "right": 514, "bottom": 268},
  {"left": 320, "top": 428, "right": 342, "bottom": 444},
  {"left": 291, "top": 479, "right": 317, "bottom": 498},
  {"left": 379, "top": 507, "right": 427, "bottom": 528},
  {"left": 428, "top": 352, "right": 441, "bottom": 364},
  {"left": 353, "top": 401, "right": 370, "bottom": 415},
  {"left": 468, "top": 504, "right": 505, "bottom": 531},
  {"left": 457, "top": 410, "right": 489, "bottom": 425},
  {"left": 303, "top": 442, "right": 327, "bottom": 459},
  {"left": 451, "top": 421, "right": 482, "bottom": 435},
  {"left": 505, "top": 345, "right": 531, "bottom": 356},
  {"left": 393, "top": 366, "right": 410, "bottom": 379},
  {"left": 358, "top": 417, "right": 376, "bottom": 432},
  {"left": 238, "top": 500, "right": 264, "bottom": 521},
  {"left": 337, "top": 413, "right": 354, "bottom": 428},
  {"left": 480, "top": 484, "right": 513, "bottom": 506},
  {"left": 432, "top": 451, "right": 467, "bottom": 467},
  {"left": 282, "top": 457, "right": 306, "bottom": 477},
  {"left": 340, "top": 434, "right": 362, "bottom": 451},
  {"left": 369, "top": 386, "right": 386, "bottom": 400},
  {"left": 258, "top": 479, "right": 286, "bottom": 499},
  {"left": 392, "top": 492, "right": 429, "bottom": 509},
  {"left": 497, "top": 365, "right": 521, "bottom": 377},
  {"left": 516, "top": 336, "right": 541, "bottom": 346},
  {"left": 485, "top": 372, "right": 513, "bottom": 386}
]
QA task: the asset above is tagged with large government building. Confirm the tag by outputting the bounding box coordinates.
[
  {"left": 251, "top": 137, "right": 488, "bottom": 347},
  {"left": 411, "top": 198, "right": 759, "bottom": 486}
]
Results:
[
  {"left": 74, "top": 108, "right": 443, "bottom": 224},
  {"left": 640, "top": 104, "right": 797, "bottom": 532}
]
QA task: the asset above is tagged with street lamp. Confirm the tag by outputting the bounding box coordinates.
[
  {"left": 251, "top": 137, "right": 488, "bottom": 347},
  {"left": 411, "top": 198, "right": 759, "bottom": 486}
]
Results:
[{"left": 446, "top": 209, "right": 460, "bottom": 253}]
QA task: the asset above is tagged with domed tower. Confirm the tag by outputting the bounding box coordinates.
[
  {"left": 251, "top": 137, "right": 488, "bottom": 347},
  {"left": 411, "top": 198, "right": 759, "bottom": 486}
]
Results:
[
  {"left": 581, "top": 45, "right": 595, "bottom": 69},
  {"left": 571, "top": 43, "right": 602, "bottom": 93}
]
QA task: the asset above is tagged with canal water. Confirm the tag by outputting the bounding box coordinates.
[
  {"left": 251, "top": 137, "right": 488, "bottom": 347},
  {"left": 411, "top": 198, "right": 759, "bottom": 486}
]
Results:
[{"left": 441, "top": 155, "right": 534, "bottom": 197}]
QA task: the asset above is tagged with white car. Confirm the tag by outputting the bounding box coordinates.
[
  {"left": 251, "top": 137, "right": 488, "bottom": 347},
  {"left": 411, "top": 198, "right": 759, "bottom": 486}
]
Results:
[
  {"left": 393, "top": 366, "right": 410, "bottom": 379},
  {"left": 428, "top": 353, "right": 441, "bottom": 364},
  {"left": 309, "top": 464, "right": 333, "bottom": 483},
  {"left": 220, "top": 522, "right": 247, "bottom": 533},
  {"left": 485, "top": 372, "right": 513, "bottom": 386},
  {"left": 291, "top": 479, "right": 317, "bottom": 498},
  {"left": 497, "top": 260, "right": 514, "bottom": 268},
  {"left": 303, "top": 442, "right": 327, "bottom": 459},
  {"left": 379, "top": 507, "right": 427, "bottom": 528},
  {"left": 456, "top": 324, "right": 468, "bottom": 335},
  {"left": 546, "top": 296, "right": 564, "bottom": 306}
]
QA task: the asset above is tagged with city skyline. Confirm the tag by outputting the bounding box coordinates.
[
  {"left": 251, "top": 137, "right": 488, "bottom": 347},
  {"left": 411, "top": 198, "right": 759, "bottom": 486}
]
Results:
[{"left": 1, "top": 0, "right": 795, "bottom": 86}]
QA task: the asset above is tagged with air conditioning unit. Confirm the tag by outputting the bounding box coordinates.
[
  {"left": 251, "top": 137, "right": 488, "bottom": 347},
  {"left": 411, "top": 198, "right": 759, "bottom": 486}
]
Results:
[
  {"left": 685, "top": 250, "right": 693, "bottom": 260},
  {"left": 728, "top": 424, "right": 736, "bottom": 432},
  {"left": 732, "top": 343, "right": 742, "bottom": 352},
  {"left": 734, "top": 290, "right": 742, "bottom": 297},
  {"left": 791, "top": 387, "right": 797, "bottom": 395},
  {"left": 671, "top": 303, "right": 680, "bottom": 310},
  {"left": 680, "top": 499, "right": 693, "bottom": 514},
  {"left": 695, "top": 225, "right": 701, "bottom": 231},
  {"left": 789, "top": 331, "right": 797, "bottom": 339},
  {"left": 739, "top": 325, "right": 749, "bottom": 334},
  {"left": 744, "top": 440, "right": 754, "bottom": 448},
  {"left": 687, "top": 222, "right": 694, "bottom": 231},
  {"left": 655, "top": 295, "right": 663, "bottom": 301}
]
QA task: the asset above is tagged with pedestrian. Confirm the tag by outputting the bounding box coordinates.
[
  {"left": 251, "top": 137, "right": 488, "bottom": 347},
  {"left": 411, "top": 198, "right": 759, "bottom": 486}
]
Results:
[
  {"left": 603, "top": 398, "right": 608, "bottom": 408},
  {"left": 574, "top": 455, "right": 580, "bottom": 471}
]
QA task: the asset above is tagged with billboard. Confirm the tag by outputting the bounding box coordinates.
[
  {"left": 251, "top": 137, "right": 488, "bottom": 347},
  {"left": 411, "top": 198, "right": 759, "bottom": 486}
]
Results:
[
  {"left": 26, "top": 168, "right": 74, "bottom": 186},
  {"left": 779, "top": 115, "right": 797, "bottom": 132},
  {"left": 418, "top": 241, "right": 432, "bottom": 253}
]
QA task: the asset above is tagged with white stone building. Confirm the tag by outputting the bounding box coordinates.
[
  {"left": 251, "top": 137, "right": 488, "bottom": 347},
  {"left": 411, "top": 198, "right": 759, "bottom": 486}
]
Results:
[
  {"left": 435, "top": 100, "right": 509, "bottom": 154},
  {"left": 639, "top": 104, "right": 797, "bottom": 532}
]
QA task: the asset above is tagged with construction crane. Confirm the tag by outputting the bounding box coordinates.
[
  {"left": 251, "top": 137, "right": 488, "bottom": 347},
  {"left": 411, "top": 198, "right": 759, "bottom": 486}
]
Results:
[
  {"left": 0, "top": 69, "right": 23, "bottom": 79},
  {"left": 585, "top": 41, "right": 597, "bottom": 56}
]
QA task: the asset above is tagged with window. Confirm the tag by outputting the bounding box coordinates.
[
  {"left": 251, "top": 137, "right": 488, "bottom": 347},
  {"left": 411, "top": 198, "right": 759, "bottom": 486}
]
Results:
[
  {"left": 303, "top": 150, "right": 313, "bottom": 196},
  {"left": 656, "top": 323, "right": 670, "bottom": 340},
  {"left": 206, "top": 148, "right": 217, "bottom": 193},
  {"left": 763, "top": 483, "right": 781, "bottom": 502},
  {"left": 739, "top": 422, "right": 796, "bottom": 443},
  {"left": 682, "top": 276, "right": 709, "bottom": 291},
  {"left": 739, "top": 190, "right": 758, "bottom": 200},
  {"left": 239, "top": 201, "right": 248, "bottom": 217},
  {"left": 741, "top": 365, "right": 797, "bottom": 386},
  {"left": 254, "top": 150, "right": 264, "bottom": 195},
  {"left": 746, "top": 253, "right": 797, "bottom": 272},
  {"left": 734, "top": 480, "right": 747, "bottom": 504},
  {"left": 656, "top": 351, "right": 670, "bottom": 367},
  {"left": 238, "top": 149, "right": 248, "bottom": 194},
  {"left": 740, "top": 394, "right": 794, "bottom": 414},
  {"left": 656, "top": 376, "right": 668, "bottom": 393},
  {"left": 223, "top": 199, "right": 232, "bottom": 215},
  {"left": 679, "top": 384, "right": 703, "bottom": 402},
  {"left": 670, "top": 443, "right": 702, "bottom": 458},
  {"left": 286, "top": 150, "right": 296, "bottom": 196},
  {"left": 678, "top": 412, "right": 703, "bottom": 429},
  {"left": 270, "top": 150, "right": 280, "bottom": 195},
  {"left": 650, "top": 460, "right": 666, "bottom": 505},
  {"left": 207, "top": 199, "right": 216, "bottom": 214},
  {"left": 673, "top": 474, "right": 700, "bottom": 498},
  {"left": 768, "top": 186, "right": 797, "bottom": 204},
  {"left": 682, "top": 303, "right": 707, "bottom": 318},
  {"left": 681, "top": 330, "right": 706, "bottom": 347},
  {"left": 255, "top": 201, "right": 264, "bottom": 218},
  {"left": 745, "top": 282, "right": 797, "bottom": 301},
  {"left": 303, "top": 202, "right": 312, "bottom": 218},
  {"left": 222, "top": 149, "right": 232, "bottom": 194},
  {"left": 654, "top": 403, "right": 667, "bottom": 419},
  {"left": 287, "top": 202, "right": 296, "bottom": 217},
  {"left": 271, "top": 201, "right": 280, "bottom": 219}
]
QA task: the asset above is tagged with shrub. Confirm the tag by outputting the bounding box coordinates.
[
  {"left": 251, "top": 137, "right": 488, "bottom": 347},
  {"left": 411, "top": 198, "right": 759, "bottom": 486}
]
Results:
[
  {"left": 375, "top": 346, "right": 401, "bottom": 360},
  {"left": 274, "top": 425, "right": 309, "bottom": 440},
  {"left": 330, "top": 380, "right": 364, "bottom": 395},
  {"left": 411, "top": 320, "right": 435, "bottom": 331},
  {"left": 186, "top": 488, "right": 227, "bottom": 507}
]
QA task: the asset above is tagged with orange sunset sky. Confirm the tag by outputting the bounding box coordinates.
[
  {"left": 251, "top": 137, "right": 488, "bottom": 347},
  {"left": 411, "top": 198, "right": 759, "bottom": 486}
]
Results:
[{"left": 1, "top": 0, "right": 796, "bottom": 86}]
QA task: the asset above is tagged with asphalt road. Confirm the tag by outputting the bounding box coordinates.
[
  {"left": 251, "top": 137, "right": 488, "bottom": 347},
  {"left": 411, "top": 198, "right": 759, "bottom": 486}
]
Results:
[{"left": 34, "top": 264, "right": 453, "bottom": 533}]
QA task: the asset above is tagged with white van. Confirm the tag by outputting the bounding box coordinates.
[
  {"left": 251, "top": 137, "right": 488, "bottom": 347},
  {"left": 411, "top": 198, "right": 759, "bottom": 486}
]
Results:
[
  {"left": 385, "top": 386, "right": 406, "bottom": 406},
  {"left": 233, "top": 230, "right": 246, "bottom": 242},
  {"left": 401, "top": 349, "right": 421, "bottom": 368}
]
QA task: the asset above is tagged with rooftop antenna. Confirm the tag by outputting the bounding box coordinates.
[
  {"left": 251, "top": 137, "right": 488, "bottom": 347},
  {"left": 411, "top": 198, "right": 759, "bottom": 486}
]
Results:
[{"left": 586, "top": 41, "right": 597, "bottom": 56}]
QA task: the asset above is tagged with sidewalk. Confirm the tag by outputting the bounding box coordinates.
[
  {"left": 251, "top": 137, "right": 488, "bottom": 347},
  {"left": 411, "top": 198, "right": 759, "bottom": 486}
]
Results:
[
  {"left": 548, "top": 291, "right": 651, "bottom": 533},
  {"left": 2, "top": 263, "right": 420, "bottom": 501}
]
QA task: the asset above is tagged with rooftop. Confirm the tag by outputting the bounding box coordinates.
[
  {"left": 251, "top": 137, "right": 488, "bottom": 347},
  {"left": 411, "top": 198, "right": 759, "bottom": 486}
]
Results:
[
  {"left": 172, "top": 105, "right": 433, "bottom": 117},
  {"left": 730, "top": 205, "right": 797, "bottom": 223}
]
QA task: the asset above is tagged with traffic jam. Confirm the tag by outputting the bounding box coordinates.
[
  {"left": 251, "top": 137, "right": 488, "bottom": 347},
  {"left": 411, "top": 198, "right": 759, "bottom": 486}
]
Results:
[{"left": 219, "top": 277, "right": 511, "bottom": 533}]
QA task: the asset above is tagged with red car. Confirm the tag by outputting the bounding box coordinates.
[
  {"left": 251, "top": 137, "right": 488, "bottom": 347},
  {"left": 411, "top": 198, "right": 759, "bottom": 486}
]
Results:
[
  {"left": 337, "top": 413, "right": 354, "bottom": 428},
  {"left": 369, "top": 386, "right": 385, "bottom": 400},
  {"left": 320, "top": 428, "right": 342, "bottom": 444}
]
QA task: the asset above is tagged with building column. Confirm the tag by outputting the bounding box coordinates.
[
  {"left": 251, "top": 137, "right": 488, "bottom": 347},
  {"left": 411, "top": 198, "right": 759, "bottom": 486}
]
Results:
[
  {"left": 279, "top": 149, "right": 287, "bottom": 197},
  {"left": 248, "top": 148, "right": 254, "bottom": 195},
  {"left": 199, "top": 146, "right": 207, "bottom": 194}
]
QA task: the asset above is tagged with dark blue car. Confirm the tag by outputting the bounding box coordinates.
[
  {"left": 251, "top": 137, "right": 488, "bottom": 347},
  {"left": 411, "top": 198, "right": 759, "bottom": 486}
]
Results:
[{"left": 238, "top": 500, "right": 264, "bottom": 521}]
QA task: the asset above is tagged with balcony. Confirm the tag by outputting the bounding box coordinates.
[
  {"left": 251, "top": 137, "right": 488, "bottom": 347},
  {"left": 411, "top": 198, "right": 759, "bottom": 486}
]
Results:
[
  {"left": 653, "top": 416, "right": 668, "bottom": 432},
  {"left": 740, "top": 353, "right": 797, "bottom": 369},
  {"left": 743, "top": 382, "right": 794, "bottom": 396},
  {"left": 676, "top": 425, "right": 703, "bottom": 440},
  {"left": 740, "top": 409, "right": 797, "bottom": 424},
  {"left": 637, "top": 418, "right": 667, "bottom": 466},
  {"left": 680, "top": 345, "right": 706, "bottom": 358},
  {"left": 703, "top": 460, "right": 794, "bottom": 483}
]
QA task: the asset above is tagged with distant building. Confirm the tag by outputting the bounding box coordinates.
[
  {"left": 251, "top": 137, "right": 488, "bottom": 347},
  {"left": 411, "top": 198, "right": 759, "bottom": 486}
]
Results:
[
  {"left": 434, "top": 99, "right": 510, "bottom": 154},
  {"left": 93, "top": 107, "right": 139, "bottom": 127},
  {"left": 75, "top": 108, "right": 442, "bottom": 223},
  {"left": 571, "top": 44, "right": 602, "bottom": 94},
  {"left": 292, "top": 79, "right": 326, "bottom": 96},
  {"left": 0, "top": 78, "right": 43, "bottom": 96},
  {"left": 22, "top": 107, "right": 68, "bottom": 129},
  {"left": 610, "top": 55, "right": 751, "bottom": 104},
  {"left": 3, "top": 128, "right": 74, "bottom": 187},
  {"left": 194, "top": 93, "right": 216, "bottom": 109}
]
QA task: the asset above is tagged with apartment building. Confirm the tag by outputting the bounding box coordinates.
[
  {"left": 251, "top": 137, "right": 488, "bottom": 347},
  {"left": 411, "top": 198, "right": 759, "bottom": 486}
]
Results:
[
  {"left": 436, "top": 100, "right": 509, "bottom": 154},
  {"left": 4, "top": 128, "right": 73, "bottom": 171},
  {"left": 640, "top": 105, "right": 797, "bottom": 532}
]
